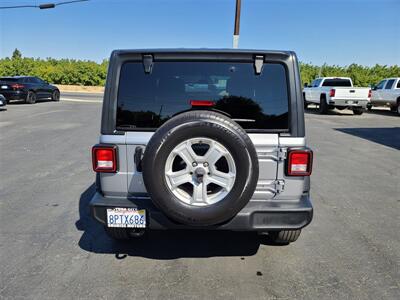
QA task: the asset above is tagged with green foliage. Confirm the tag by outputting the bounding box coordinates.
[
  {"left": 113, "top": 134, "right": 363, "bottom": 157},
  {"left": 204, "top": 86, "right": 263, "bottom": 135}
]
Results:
[
  {"left": 299, "top": 62, "right": 400, "bottom": 87},
  {"left": 0, "top": 49, "right": 399, "bottom": 87},
  {"left": 12, "top": 48, "right": 22, "bottom": 60},
  {"left": 0, "top": 49, "right": 108, "bottom": 86}
]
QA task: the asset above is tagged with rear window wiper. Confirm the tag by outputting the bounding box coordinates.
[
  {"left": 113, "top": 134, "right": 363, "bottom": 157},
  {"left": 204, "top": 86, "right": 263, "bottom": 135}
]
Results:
[{"left": 116, "top": 124, "right": 137, "bottom": 129}]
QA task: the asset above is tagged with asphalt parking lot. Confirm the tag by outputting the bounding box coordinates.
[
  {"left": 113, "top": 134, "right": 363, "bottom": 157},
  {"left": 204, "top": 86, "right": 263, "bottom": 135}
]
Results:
[{"left": 0, "top": 95, "right": 399, "bottom": 299}]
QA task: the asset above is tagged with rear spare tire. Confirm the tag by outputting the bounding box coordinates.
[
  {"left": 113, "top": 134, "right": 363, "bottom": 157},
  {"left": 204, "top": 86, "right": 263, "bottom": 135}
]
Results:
[{"left": 142, "top": 110, "right": 259, "bottom": 226}]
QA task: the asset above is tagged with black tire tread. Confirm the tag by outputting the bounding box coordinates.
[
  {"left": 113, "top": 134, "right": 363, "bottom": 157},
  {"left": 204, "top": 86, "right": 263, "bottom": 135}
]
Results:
[
  {"left": 319, "top": 96, "right": 328, "bottom": 114},
  {"left": 353, "top": 108, "right": 364, "bottom": 115},
  {"left": 26, "top": 91, "right": 36, "bottom": 104},
  {"left": 52, "top": 90, "right": 60, "bottom": 101}
]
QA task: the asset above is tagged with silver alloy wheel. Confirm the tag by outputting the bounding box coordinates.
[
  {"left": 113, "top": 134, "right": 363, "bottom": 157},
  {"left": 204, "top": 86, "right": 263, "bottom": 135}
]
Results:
[{"left": 165, "top": 137, "right": 236, "bottom": 206}]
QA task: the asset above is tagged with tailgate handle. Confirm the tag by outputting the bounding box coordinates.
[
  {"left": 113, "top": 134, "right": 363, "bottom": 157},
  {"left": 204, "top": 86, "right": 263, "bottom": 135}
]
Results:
[
  {"left": 349, "top": 90, "right": 355, "bottom": 93},
  {"left": 134, "top": 147, "right": 144, "bottom": 172}
]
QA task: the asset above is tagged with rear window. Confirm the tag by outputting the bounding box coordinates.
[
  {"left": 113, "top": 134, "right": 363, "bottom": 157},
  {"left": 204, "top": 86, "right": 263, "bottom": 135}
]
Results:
[
  {"left": 116, "top": 62, "right": 289, "bottom": 131},
  {"left": 322, "top": 79, "right": 352, "bottom": 87},
  {"left": 397, "top": 80, "right": 400, "bottom": 88},
  {"left": 0, "top": 77, "right": 19, "bottom": 82}
]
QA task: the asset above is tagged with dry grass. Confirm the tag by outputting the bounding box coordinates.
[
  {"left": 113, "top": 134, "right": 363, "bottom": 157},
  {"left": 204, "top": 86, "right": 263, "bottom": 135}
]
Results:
[{"left": 56, "top": 85, "right": 104, "bottom": 94}]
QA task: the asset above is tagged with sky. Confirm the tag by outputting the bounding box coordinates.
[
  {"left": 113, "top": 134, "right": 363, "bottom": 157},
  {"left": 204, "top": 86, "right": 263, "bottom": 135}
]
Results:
[{"left": 0, "top": 0, "right": 399, "bottom": 66}]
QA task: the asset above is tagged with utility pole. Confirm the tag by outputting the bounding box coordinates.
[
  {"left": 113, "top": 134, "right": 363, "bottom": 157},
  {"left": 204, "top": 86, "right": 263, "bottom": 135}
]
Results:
[
  {"left": 0, "top": 0, "right": 89, "bottom": 10},
  {"left": 233, "top": 0, "right": 241, "bottom": 48}
]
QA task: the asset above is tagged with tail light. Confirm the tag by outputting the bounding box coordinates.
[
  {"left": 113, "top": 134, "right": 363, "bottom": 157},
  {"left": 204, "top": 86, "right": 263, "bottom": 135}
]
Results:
[
  {"left": 92, "top": 145, "right": 118, "bottom": 172},
  {"left": 287, "top": 149, "right": 313, "bottom": 176},
  {"left": 190, "top": 100, "right": 215, "bottom": 107},
  {"left": 368, "top": 89, "right": 372, "bottom": 98},
  {"left": 329, "top": 89, "right": 335, "bottom": 97},
  {"left": 11, "top": 84, "right": 25, "bottom": 90}
]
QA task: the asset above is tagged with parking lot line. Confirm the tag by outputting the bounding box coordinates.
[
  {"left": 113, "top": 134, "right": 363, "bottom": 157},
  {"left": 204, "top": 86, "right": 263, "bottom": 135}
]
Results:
[{"left": 61, "top": 98, "right": 102, "bottom": 103}]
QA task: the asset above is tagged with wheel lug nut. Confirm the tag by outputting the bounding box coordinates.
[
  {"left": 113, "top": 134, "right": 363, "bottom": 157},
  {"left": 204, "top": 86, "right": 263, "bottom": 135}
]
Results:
[
  {"left": 192, "top": 162, "right": 197, "bottom": 167},
  {"left": 203, "top": 162, "right": 209, "bottom": 167}
]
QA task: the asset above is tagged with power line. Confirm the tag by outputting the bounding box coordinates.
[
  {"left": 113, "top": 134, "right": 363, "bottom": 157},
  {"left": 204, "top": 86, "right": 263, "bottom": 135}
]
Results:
[
  {"left": 0, "top": 5, "right": 37, "bottom": 9},
  {"left": 0, "top": 0, "right": 89, "bottom": 10},
  {"left": 54, "top": 0, "right": 89, "bottom": 7}
]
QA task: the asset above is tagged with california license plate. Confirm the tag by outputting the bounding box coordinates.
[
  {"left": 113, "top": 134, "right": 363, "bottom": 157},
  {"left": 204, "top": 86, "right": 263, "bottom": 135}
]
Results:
[{"left": 106, "top": 208, "right": 146, "bottom": 228}]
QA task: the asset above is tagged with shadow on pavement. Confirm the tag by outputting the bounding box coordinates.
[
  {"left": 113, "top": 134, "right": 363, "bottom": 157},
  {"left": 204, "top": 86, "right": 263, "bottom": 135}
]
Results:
[
  {"left": 365, "top": 108, "right": 398, "bottom": 117},
  {"left": 305, "top": 106, "right": 355, "bottom": 116},
  {"left": 76, "top": 184, "right": 264, "bottom": 259},
  {"left": 335, "top": 127, "right": 400, "bottom": 150},
  {"left": 7, "top": 99, "right": 54, "bottom": 105}
]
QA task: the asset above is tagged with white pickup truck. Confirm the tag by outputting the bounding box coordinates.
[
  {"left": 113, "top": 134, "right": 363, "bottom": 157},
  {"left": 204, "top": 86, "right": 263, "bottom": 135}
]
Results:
[
  {"left": 303, "top": 77, "right": 371, "bottom": 115},
  {"left": 369, "top": 77, "right": 400, "bottom": 115}
]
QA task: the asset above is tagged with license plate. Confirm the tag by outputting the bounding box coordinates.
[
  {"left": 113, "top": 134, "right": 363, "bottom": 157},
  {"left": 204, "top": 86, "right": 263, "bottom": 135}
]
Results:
[
  {"left": 107, "top": 208, "right": 146, "bottom": 228},
  {"left": 1, "top": 85, "right": 8, "bottom": 89},
  {"left": 346, "top": 100, "right": 354, "bottom": 104}
]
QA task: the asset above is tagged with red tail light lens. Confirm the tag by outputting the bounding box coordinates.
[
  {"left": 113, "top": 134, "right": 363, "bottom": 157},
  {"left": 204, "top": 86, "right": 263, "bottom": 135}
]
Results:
[
  {"left": 92, "top": 145, "right": 118, "bottom": 172},
  {"left": 287, "top": 150, "right": 313, "bottom": 176},
  {"left": 11, "top": 84, "right": 25, "bottom": 90},
  {"left": 190, "top": 100, "right": 215, "bottom": 107},
  {"left": 368, "top": 89, "right": 372, "bottom": 98},
  {"left": 329, "top": 89, "right": 335, "bottom": 97}
]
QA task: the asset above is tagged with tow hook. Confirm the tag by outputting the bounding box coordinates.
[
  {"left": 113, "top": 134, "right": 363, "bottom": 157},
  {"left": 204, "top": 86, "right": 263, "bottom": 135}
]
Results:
[{"left": 128, "top": 229, "right": 145, "bottom": 238}]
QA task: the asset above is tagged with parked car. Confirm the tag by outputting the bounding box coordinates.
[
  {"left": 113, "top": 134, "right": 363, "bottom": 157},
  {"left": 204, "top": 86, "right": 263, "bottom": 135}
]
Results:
[
  {"left": 303, "top": 77, "right": 371, "bottom": 115},
  {"left": 369, "top": 78, "right": 400, "bottom": 115},
  {"left": 89, "top": 49, "right": 313, "bottom": 245},
  {"left": 0, "top": 94, "right": 6, "bottom": 110},
  {"left": 0, "top": 76, "right": 60, "bottom": 104}
]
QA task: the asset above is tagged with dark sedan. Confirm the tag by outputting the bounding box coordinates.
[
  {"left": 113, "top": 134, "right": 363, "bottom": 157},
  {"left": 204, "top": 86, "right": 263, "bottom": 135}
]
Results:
[{"left": 0, "top": 76, "right": 60, "bottom": 104}]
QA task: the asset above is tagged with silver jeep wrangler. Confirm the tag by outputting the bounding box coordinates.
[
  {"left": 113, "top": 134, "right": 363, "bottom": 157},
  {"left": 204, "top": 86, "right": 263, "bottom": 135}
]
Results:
[{"left": 90, "top": 49, "right": 313, "bottom": 244}]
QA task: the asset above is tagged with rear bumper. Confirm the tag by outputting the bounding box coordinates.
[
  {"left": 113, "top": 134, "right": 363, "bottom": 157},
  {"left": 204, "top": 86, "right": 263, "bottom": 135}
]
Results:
[
  {"left": 330, "top": 98, "right": 368, "bottom": 108},
  {"left": 90, "top": 192, "right": 313, "bottom": 231},
  {"left": 370, "top": 100, "right": 396, "bottom": 107},
  {"left": 1, "top": 90, "right": 27, "bottom": 100}
]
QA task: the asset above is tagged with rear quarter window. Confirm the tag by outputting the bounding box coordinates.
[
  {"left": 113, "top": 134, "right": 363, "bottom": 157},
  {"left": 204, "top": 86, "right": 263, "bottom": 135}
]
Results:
[
  {"left": 0, "top": 77, "right": 19, "bottom": 82},
  {"left": 116, "top": 61, "right": 289, "bottom": 131},
  {"left": 384, "top": 79, "right": 395, "bottom": 89}
]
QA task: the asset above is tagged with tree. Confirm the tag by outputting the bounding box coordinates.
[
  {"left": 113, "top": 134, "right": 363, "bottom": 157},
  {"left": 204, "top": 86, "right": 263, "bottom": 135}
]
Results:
[{"left": 12, "top": 49, "right": 22, "bottom": 60}]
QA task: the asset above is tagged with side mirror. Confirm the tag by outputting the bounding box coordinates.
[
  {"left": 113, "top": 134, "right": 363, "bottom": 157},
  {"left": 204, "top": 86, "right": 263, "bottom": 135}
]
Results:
[{"left": 303, "top": 83, "right": 309, "bottom": 88}]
